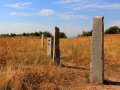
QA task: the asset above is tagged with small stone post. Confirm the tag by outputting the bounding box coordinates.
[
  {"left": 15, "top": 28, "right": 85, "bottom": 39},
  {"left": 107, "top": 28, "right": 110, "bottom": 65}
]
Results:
[
  {"left": 47, "top": 37, "right": 53, "bottom": 58},
  {"left": 53, "top": 27, "right": 60, "bottom": 65},
  {"left": 41, "top": 34, "right": 44, "bottom": 48},
  {"left": 90, "top": 16, "right": 104, "bottom": 83}
]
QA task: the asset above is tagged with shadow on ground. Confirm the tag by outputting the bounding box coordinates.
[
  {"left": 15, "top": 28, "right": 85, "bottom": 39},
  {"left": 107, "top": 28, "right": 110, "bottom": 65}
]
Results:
[
  {"left": 104, "top": 80, "right": 120, "bottom": 86},
  {"left": 61, "top": 64, "right": 89, "bottom": 70}
]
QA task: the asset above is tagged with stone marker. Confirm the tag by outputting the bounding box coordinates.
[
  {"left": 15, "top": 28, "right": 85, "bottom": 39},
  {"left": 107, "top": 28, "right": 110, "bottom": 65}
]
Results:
[
  {"left": 90, "top": 16, "right": 104, "bottom": 83},
  {"left": 47, "top": 37, "right": 53, "bottom": 58},
  {"left": 53, "top": 27, "right": 60, "bottom": 65},
  {"left": 41, "top": 34, "right": 44, "bottom": 48}
]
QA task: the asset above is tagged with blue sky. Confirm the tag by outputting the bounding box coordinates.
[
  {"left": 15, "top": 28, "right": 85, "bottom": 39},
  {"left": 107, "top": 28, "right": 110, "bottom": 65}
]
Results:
[{"left": 0, "top": 0, "right": 120, "bottom": 36}]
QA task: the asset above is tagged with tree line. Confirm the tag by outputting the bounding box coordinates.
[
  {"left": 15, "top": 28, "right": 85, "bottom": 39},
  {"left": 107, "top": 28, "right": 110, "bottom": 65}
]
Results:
[
  {"left": 0, "top": 31, "right": 67, "bottom": 38},
  {"left": 79, "top": 26, "right": 120, "bottom": 36}
]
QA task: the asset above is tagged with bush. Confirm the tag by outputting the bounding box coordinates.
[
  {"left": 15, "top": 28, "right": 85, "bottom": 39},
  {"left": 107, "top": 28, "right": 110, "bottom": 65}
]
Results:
[
  {"left": 105, "top": 26, "right": 120, "bottom": 34},
  {"left": 60, "top": 32, "right": 67, "bottom": 38},
  {"left": 10, "top": 33, "right": 16, "bottom": 37},
  {"left": 81, "top": 31, "right": 92, "bottom": 36},
  {"left": 0, "top": 31, "right": 68, "bottom": 38},
  {"left": 43, "top": 31, "right": 52, "bottom": 37}
]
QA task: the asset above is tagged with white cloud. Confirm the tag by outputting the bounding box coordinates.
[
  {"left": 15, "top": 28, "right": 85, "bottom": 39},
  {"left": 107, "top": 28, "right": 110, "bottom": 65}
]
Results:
[
  {"left": 73, "top": 3, "right": 120, "bottom": 10},
  {"left": 9, "top": 12, "right": 18, "bottom": 16},
  {"left": 0, "top": 23, "right": 52, "bottom": 34},
  {"left": 20, "top": 12, "right": 33, "bottom": 16},
  {"left": 112, "top": 21, "right": 120, "bottom": 26},
  {"left": 107, "top": 20, "right": 120, "bottom": 28},
  {"left": 8, "top": 11, "right": 88, "bottom": 20},
  {"left": 39, "top": 9, "right": 55, "bottom": 16},
  {"left": 5, "top": 2, "right": 32, "bottom": 9},
  {"left": 60, "top": 23, "right": 89, "bottom": 37},
  {"left": 57, "top": 0, "right": 120, "bottom": 10},
  {"left": 58, "top": 14, "right": 88, "bottom": 20},
  {"left": 8, "top": 12, "right": 33, "bottom": 16},
  {"left": 8, "top": 9, "right": 55, "bottom": 17},
  {"left": 58, "top": 0, "right": 81, "bottom": 4}
]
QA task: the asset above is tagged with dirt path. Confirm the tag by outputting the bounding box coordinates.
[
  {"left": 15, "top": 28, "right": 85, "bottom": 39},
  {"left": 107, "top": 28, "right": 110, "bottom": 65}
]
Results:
[{"left": 61, "top": 62, "right": 120, "bottom": 90}]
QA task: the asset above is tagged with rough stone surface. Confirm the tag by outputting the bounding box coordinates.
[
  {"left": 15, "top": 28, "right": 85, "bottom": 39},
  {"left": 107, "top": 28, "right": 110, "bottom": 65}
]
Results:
[
  {"left": 47, "top": 37, "right": 53, "bottom": 58},
  {"left": 53, "top": 27, "right": 60, "bottom": 65},
  {"left": 90, "top": 16, "right": 104, "bottom": 83},
  {"left": 41, "top": 34, "right": 44, "bottom": 48}
]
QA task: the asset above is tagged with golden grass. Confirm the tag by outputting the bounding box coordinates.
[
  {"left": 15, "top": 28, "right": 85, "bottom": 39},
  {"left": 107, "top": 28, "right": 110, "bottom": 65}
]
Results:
[{"left": 0, "top": 34, "right": 120, "bottom": 89}]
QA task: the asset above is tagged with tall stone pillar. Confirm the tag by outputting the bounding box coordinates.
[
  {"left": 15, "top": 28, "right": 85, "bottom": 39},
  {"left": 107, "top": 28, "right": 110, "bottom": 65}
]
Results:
[
  {"left": 47, "top": 37, "right": 53, "bottom": 58},
  {"left": 41, "top": 34, "right": 44, "bottom": 48},
  {"left": 53, "top": 27, "right": 60, "bottom": 65},
  {"left": 90, "top": 16, "right": 104, "bottom": 83}
]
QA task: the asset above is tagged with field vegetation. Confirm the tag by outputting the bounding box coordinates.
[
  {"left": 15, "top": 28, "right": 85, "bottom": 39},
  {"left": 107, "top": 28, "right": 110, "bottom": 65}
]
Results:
[{"left": 0, "top": 34, "right": 120, "bottom": 90}]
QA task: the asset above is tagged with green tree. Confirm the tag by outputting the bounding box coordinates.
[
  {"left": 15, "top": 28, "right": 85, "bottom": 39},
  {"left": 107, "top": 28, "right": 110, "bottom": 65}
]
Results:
[
  {"left": 34, "top": 32, "right": 40, "bottom": 36},
  {"left": 105, "top": 26, "right": 120, "bottom": 34},
  {"left": 10, "top": 33, "right": 16, "bottom": 37},
  {"left": 43, "top": 31, "right": 52, "bottom": 37},
  {"left": 59, "top": 32, "right": 67, "bottom": 38},
  {"left": 23, "top": 32, "right": 26, "bottom": 36}
]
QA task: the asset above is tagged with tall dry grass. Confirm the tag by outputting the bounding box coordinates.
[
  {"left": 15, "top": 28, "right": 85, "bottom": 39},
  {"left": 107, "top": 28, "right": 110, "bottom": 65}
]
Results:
[{"left": 0, "top": 34, "right": 119, "bottom": 89}]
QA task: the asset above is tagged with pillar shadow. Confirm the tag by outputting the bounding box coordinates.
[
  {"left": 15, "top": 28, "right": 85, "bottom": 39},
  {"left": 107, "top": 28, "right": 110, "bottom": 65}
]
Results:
[
  {"left": 61, "top": 64, "right": 89, "bottom": 70},
  {"left": 104, "top": 80, "right": 120, "bottom": 86}
]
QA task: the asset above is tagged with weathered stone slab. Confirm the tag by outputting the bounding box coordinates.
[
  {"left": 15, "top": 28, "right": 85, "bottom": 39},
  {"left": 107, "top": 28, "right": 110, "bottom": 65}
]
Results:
[
  {"left": 53, "top": 27, "right": 60, "bottom": 65},
  {"left": 41, "top": 34, "right": 44, "bottom": 48},
  {"left": 90, "top": 16, "right": 104, "bottom": 83},
  {"left": 47, "top": 37, "right": 53, "bottom": 58}
]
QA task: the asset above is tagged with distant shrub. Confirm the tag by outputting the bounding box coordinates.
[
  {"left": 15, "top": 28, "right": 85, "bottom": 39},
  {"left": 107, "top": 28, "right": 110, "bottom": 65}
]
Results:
[
  {"left": 23, "top": 32, "right": 27, "bottom": 36},
  {"left": 10, "top": 33, "right": 16, "bottom": 37},
  {"left": 43, "top": 31, "right": 52, "bottom": 37},
  {"left": 78, "top": 30, "right": 92, "bottom": 37},
  {"left": 60, "top": 32, "right": 67, "bottom": 38},
  {"left": 0, "top": 31, "right": 68, "bottom": 38},
  {"left": 105, "top": 26, "right": 120, "bottom": 34}
]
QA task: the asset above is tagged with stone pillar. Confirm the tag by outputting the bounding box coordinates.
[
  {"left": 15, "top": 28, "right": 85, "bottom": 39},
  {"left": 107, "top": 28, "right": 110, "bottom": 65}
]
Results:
[
  {"left": 47, "top": 37, "right": 53, "bottom": 58},
  {"left": 53, "top": 27, "right": 60, "bottom": 65},
  {"left": 41, "top": 34, "right": 44, "bottom": 48},
  {"left": 90, "top": 16, "right": 104, "bottom": 83}
]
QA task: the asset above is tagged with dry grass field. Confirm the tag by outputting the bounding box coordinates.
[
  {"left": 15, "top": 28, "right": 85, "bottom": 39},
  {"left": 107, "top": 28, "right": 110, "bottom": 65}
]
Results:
[{"left": 0, "top": 34, "right": 120, "bottom": 90}]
